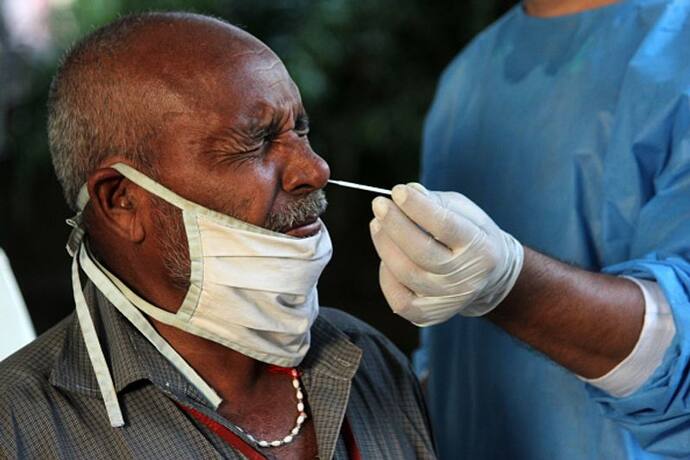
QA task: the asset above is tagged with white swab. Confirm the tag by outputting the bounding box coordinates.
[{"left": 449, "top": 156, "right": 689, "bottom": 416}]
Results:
[{"left": 327, "top": 180, "right": 392, "bottom": 196}]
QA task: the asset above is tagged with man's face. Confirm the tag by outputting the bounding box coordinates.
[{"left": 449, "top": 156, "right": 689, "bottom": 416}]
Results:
[
  {"left": 151, "top": 39, "right": 329, "bottom": 237},
  {"left": 116, "top": 22, "right": 330, "bottom": 287}
]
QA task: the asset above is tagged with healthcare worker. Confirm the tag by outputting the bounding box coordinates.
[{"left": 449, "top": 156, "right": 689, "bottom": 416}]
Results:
[{"left": 369, "top": 0, "right": 690, "bottom": 458}]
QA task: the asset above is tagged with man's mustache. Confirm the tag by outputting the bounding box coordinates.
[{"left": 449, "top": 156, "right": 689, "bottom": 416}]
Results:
[{"left": 265, "top": 190, "right": 328, "bottom": 233}]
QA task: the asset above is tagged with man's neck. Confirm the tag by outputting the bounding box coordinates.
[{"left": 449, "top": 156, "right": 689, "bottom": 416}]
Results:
[
  {"left": 523, "top": 0, "right": 621, "bottom": 17},
  {"left": 150, "top": 318, "right": 269, "bottom": 398},
  {"left": 149, "top": 314, "right": 320, "bottom": 457}
]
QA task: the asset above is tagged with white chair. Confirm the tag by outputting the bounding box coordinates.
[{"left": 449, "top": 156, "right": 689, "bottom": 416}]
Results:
[{"left": 0, "top": 248, "right": 35, "bottom": 360}]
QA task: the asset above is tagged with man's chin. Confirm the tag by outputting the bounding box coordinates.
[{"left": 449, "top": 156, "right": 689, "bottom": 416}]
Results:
[{"left": 285, "top": 220, "right": 322, "bottom": 238}]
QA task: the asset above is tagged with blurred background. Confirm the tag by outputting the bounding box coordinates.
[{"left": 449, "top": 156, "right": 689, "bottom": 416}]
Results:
[{"left": 0, "top": 0, "right": 516, "bottom": 356}]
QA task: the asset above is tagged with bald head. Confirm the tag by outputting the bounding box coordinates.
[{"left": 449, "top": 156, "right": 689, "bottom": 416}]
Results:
[{"left": 48, "top": 12, "right": 278, "bottom": 210}]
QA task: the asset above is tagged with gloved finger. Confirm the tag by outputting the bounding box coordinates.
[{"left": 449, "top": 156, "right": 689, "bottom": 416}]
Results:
[
  {"left": 370, "top": 219, "right": 449, "bottom": 296},
  {"left": 389, "top": 185, "right": 483, "bottom": 251},
  {"left": 434, "top": 190, "right": 493, "bottom": 229},
  {"left": 381, "top": 264, "right": 467, "bottom": 327},
  {"left": 379, "top": 262, "right": 417, "bottom": 318},
  {"left": 408, "top": 183, "right": 487, "bottom": 228},
  {"left": 409, "top": 295, "right": 471, "bottom": 326},
  {"left": 371, "top": 197, "right": 453, "bottom": 273}
]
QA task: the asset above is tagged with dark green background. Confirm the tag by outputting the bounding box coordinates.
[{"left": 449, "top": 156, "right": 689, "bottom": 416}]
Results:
[{"left": 0, "top": 0, "right": 516, "bottom": 354}]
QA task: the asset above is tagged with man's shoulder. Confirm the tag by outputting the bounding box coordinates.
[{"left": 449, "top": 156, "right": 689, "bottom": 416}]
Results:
[
  {"left": 319, "top": 307, "right": 387, "bottom": 339},
  {"left": 317, "top": 309, "right": 434, "bottom": 457},
  {"left": 0, "top": 314, "right": 73, "bottom": 401}
]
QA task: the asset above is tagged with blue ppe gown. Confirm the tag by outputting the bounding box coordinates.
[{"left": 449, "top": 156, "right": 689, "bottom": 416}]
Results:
[{"left": 418, "top": 1, "right": 690, "bottom": 458}]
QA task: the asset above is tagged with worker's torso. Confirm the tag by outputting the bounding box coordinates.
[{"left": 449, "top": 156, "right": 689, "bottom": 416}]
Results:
[{"left": 421, "top": 1, "right": 690, "bottom": 458}]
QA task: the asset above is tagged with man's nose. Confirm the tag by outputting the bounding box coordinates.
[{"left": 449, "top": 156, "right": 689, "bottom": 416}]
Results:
[{"left": 281, "top": 144, "right": 331, "bottom": 194}]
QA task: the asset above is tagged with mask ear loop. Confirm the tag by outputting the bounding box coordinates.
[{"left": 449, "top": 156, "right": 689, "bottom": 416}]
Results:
[
  {"left": 80, "top": 246, "right": 222, "bottom": 410},
  {"left": 67, "top": 212, "right": 125, "bottom": 427},
  {"left": 67, "top": 223, "right": 223, "bottom": 428},
  {"left": 72, "top": 249, "right": 125, "bottom": 427},
  {"left": 67, "top": 189, "right": 125, "bottom": 427},
  {"left": 66, "top": 181, "right": 222, "bottom": 428}
]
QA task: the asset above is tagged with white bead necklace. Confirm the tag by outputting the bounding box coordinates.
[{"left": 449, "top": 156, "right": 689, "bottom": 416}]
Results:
[{"left": 234, "top": 368, "right": 307, "bottom": 448}]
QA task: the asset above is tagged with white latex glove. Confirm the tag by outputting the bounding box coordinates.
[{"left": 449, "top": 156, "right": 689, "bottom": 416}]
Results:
[{"left": 369, "top": 183, "right": 524, "bottom": 326}]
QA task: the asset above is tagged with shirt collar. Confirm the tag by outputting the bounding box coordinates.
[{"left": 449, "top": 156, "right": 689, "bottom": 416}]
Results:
[
  {"left": 302, "top": 315, "right": 363, "bottom": 380},
  {"left": 49, "top": 280, "right": 208, "bottom": 405}
]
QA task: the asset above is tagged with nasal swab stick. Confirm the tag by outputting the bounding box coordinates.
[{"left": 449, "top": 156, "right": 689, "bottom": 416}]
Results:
[{"left": 327, "top": 180, "right": 392, "bottom": 196}]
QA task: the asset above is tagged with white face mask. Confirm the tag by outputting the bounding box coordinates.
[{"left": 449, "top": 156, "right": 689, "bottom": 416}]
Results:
[{"left": 66, "top": 162, "right": 332, "bottom": 427}]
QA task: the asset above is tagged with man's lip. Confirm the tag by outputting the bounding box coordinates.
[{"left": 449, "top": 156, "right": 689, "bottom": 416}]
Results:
[{"left": 285, "top": 219, "right": 321, "bottom": 238}]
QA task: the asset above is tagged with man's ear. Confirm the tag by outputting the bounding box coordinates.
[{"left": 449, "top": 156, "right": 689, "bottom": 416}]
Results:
[{"left": 87, "top": 167, "right": 146, "bottom": 243}]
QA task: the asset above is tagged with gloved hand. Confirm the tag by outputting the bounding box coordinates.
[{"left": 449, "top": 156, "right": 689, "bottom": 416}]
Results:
[{"left": 369, "top": 183, "right": 524, "bottom": 326}]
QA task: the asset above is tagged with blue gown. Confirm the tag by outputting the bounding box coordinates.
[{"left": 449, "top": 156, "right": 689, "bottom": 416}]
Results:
[{"left": 418, "top": 1, "right": 690, "bottom": 458}]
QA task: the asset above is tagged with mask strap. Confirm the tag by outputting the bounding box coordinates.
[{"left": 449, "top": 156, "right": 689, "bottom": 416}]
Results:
[
  {"left": 66, "top": 214, "right": 85, "bottom": 258},
  {"left": 67, "top": 214, "right": 124, "bottom": 426},
  {"left": 71, "top": 247, "right": 125, "bottom": 427},
  {"left": 78, "top": 246, "right": 222, "bottom": 410},
  {"left": 108, "top": 163, "right": 279, "bottom": 236},
  {"left": 76, "top": 186, "right": 90, "bottom": 212},
  {"left": 75, "top": 162, "right": 294, "bottom": 237}
]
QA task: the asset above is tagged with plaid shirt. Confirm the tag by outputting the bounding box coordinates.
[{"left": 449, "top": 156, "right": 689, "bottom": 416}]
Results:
[{"left": 0, "top": 281, "right": 435, "bottom": 459}]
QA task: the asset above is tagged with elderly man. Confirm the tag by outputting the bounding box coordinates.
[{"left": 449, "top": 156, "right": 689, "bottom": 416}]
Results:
[{"left": 0, "top": 13, "right": 435, "bottom": 459}]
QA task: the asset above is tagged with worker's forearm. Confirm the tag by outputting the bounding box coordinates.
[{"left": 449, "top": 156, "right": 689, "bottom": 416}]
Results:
[{"left": 487, "top": 247, "right": 645, "bottom": 379}]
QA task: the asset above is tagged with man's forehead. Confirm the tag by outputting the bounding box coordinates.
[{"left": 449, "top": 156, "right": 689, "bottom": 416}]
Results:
[
  {"left": 97, "top": 16, "right": 303, "bottom": 136},
  {"left": 188, "top": 63, "right": 300, "bottom": 128},
  {"left": 157, "top": 59, "right": 303, "bottom": 143},
  {"left": 127, "top": 25, "right": 296, "bottom": 108},
  {"left": 188, "top": 47, "right": 300, "bottom": 117}
]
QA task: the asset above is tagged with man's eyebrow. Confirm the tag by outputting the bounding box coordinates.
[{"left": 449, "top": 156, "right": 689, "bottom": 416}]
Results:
[
  {"left": 200, "top": 107, "right": 310, "bottom": 152},
  {"left": 257, "top": 108, "right": 310, "bottom": 136},
  {"left": 196, "top": 125, "right": 251, "bottom": 155}
]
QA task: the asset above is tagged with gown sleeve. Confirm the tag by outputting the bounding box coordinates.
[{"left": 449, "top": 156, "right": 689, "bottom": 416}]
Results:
[{"left": 589, "top": 94, "right": 690, "bottom": 458}]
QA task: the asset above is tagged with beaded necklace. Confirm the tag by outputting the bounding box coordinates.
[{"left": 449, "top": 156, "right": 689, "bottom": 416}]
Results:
[{"left": 234, "top": 367, "right": 307, "bottom": 448}]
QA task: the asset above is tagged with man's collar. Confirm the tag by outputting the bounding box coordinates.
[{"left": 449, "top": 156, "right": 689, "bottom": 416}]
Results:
[
  {"left": 49, "top": 280, "right": 210, "bottom": 405},
  {"left": 301, "top": 314, "right": 362, "bottom": 381}
]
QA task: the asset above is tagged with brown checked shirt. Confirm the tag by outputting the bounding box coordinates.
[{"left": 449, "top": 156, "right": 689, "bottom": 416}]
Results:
[{"left": 0, "top": 282, "right": 435, "bottom": 459}]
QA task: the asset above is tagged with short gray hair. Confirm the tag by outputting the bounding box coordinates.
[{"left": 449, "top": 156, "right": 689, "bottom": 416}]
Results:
[{"left": 47, "top": 13, "right": 180, "bottom": 211}]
